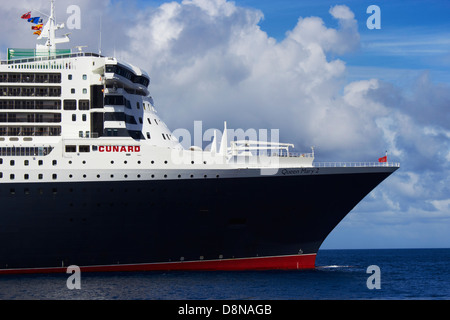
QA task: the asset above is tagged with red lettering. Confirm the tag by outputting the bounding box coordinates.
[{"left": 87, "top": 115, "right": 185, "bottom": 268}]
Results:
[
  {"left": 128, "top": 146, "right": 133, "bottom": 152},
  {"left": 113, "top": 146, "right": 119, "bottom": 152},
  {"left": 120, "top": 146, "right": 127, "bottom": 152},
  {"left": 99, "top": 146, "right": 105, "bottom": 152},
  {"left": 135, "top": 146, "right": 141, "bottom": 152},
  {"left": 106, "top": 146, "right": 112, "bottom": 152}
]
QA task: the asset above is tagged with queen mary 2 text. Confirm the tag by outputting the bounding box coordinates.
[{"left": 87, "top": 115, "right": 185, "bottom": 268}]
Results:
[{"left": 98, "top": 146, "right": 141, "bottom": 153}]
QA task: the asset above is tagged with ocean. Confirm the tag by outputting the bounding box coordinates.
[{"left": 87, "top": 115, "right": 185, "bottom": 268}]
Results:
[{"left": 0, "top": 248, "right": 449, "bottom": 301}]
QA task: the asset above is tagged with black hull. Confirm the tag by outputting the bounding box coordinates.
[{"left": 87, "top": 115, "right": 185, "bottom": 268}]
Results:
[{"left": 0, "top": 170, "right": 394, "bottom": 271}]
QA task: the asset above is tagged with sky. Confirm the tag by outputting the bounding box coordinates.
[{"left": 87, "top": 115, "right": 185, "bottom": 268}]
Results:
[{"left": 1, "top": 0, "right": 449, "bottom": 249}]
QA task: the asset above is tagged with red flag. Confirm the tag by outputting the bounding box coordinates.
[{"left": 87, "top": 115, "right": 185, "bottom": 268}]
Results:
[
  {"left": 378, "top": 156, "right": 387, "bottom": 163},
  {"left": 21, "top": 11, "right": 31, "bottom": 19}
]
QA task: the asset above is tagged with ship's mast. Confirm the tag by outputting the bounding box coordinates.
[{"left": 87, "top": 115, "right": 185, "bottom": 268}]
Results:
[{"left": 36, "top": 0, "right": 70, "bottom": 52}]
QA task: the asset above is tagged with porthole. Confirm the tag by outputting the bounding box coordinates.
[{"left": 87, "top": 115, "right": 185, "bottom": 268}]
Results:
[
  {"left": 69, "top": 174, "right": 73, "bottom": 178},
  {"left": 190, "top": 175, "right": 194, "bottom": 178},
  {"left": 97, "top": 175, "right": 101, "bottom": 178},
  {"left": 83, "top": 174, "right": 87, "bottom": 178},
  {"left": 164, "top": 175, "right": 168, "bottom": 178},
  {"left": 164, "top": 161, "right": 168, "bottom": 164},
  {"left": 151, "top": 175, "right": 155, "bottom": 178},
  {"left": 178, "top": 175, "right": 181, "bottom": 178},
  {"left": 137, "top": 174, "right": 141, "bottom": 178},
  {"left": 124, "top": 174, "right": 128, "bottom": 178}
]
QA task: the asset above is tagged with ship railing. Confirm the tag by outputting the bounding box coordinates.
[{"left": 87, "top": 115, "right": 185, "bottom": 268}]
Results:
[
  {"left": 272, "top": 152, "right": 314, "bottom": 158},
  {"left": 229, "top": 140, "right": 314, "bottom": 158},
  {"left": 314, "top": 162, "right": 401, "bottom": 168},
  {"left": 1, "top": 52, "right": 103, "bottom": 65}
]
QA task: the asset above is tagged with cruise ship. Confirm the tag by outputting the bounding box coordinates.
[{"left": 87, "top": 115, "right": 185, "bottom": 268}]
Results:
[{"left": 0, "top": 1, "right": 399, "bottom": 274}]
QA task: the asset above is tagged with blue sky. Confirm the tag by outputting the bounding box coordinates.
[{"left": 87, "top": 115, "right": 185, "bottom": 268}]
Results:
[{"left": 2, "top": 0, "right": 449, "bottom": 250}]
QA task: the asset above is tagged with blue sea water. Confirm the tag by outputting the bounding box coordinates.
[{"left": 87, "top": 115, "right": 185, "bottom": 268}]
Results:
[{"left": 0, "top": 248, "right": 449, "bottom": 300}]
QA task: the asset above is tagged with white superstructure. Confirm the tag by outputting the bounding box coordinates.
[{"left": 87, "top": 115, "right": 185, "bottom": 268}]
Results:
[{"left": 0, "top": 1, "right": 321, "bottom": 186}]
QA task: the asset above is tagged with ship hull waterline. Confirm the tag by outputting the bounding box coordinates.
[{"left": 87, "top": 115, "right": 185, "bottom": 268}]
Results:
[{"left": 0, "top": 168, "right": 396, "bottom": 274}]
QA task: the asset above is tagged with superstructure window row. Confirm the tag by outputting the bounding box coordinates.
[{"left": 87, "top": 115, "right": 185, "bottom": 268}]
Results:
[
  {"left": 104, "top": 111, "right": 140, "bottom": 125},
  {"left": 105, "top": 65, "right": 150, "bottom": 87},
  {"left": 0, "top": 73, "right": 61, "bottom": 84},
  {"left": 104, "top": 112, "right": 126, "bottom": 121},
  {"left": 0, "top": 126, "right": 61, "bottom": 136},
  {"left": 0, "top": 113, "right": 61, "bottom": 123},
  {"left": 0, "top": 146, "right": 53, "bottom": 156},
  {"left": 0, "top": 100, "right": 61, "bottom": 110},
  {"left": 63, "top": 99, "right": 90, "bottom": 110},
  {"left": 0, "top": 86, "right": 61, "bottom": 97},
  {"left": 104, "top": 95, "right": 132, "bottom": 109}
]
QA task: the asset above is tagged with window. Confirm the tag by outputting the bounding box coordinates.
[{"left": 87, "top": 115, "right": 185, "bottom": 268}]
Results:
[
  {"left": 38, "top": 174, "right": 43, "bottom": 180},
  {"left": 68, "top": 74, "right": 73, "bottom": 80},
  {"left": 79, "top": 145, "right": 90, "bottom": 153},
  {"left": 10, "top": 174, "right": 15, "bottom": 180},
  {"left": 83, "top": 88, "right": 87, "bottom": 94},
  {"left": 162, "top": 133, "right": 166, "bottom": 140},
  {"left": 24, "top": 160, "right": 29, "bottom": 166},
  {"left": 146, "top": 132, "right": 151, "bottom": 139},
  {"left": 52, "top": 160, "right": 57, "bottom": 166},
  {"left": 24, "top": 174, "right": 29, "bottom": 180},
  {"left": 64, "top": 100, "right": 77, "bottom": 110},
  {"left": 79, "top": 100, "right": 90, "bottom": 110},
  {"left": 72, "top": 114, "right": 76, "bottom": 121},
  {"left": 71, "top": 88, "right": 75, "bottom": 94},
  {"left": 125, "top": 115, "right": 137, "bottom": 125},
  {"left": 82, "top": 74, "right": 87, "bottom": 80},
  {"left": 65, "top": 145, "right": 76, "bottom": 153},
  {"left": 82, "top": 114, "right": 87, "bottom": 122},
  {"left": 52, "top": 174, "right": 57, "bottom": 180},
  {"left": 147, "top": 118, "right": 151, "bottom": 125}
]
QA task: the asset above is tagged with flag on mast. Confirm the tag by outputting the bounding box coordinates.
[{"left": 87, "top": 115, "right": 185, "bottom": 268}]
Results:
[
  {"left": 32, "top": 24, "right": 43, "bottom": 30},
  {"left": 27, "top": 17, "right": 42, "bottom": 24},
  {"left": 378, "top": 151, "right": 388, "bottom": 163},
  {"left": 21, "top": 11, "right": 32, "bottom": 19}
]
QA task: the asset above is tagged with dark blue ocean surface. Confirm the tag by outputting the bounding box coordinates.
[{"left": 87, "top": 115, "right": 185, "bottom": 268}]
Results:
[{"left": 0, "top": 249, "right": 449, "bottom": 300}]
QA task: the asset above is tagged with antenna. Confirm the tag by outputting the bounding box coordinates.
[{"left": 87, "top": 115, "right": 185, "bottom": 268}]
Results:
[
  {"left": 74, "top": 45, "right": 87, "bottom": 53},
  {"left": 99, "top": 15, "right": 102, "bottom": 55},
  {"left": 36, "top": 0, "right": 70, "bottom": 52}
]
